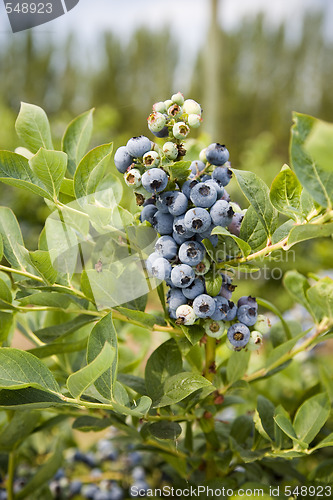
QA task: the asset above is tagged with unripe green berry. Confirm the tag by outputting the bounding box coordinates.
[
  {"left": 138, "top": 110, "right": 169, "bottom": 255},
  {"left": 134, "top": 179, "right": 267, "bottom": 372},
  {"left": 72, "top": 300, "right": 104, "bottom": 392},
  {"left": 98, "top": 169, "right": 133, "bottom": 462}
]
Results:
[
  {"left": 143, "top": 150, "right": 160, "bottom": 168},
  {"left": 124, "top": 169, "right": 142, "bottom": 188},
  {"left": 204, "top": 319, "right": 225, "bottom": 339},
  {"left": 247, "top": 330, "right": 263, "bottom": 351},
  {"left": 254, "top": 315, "right": 271, "bottom": 334},
  {"left": 199, "top": 148, "right": 207, "bottom": 163},
  {"left": 164, "top": 99, "right": 173, "bottom": 110},
  {"left": 171, "top": 92, "right": 185, "bottom": 106},
  {"left": 153, "top": 101, "right": 167, "bottom": 113},
  {"left": 195, "top": 256, "right": 211, "bottom": 276},
  {"left": 175, "top": 304, "right": 196, "bottom": 325},
  {"left": 147, "top": 112, "right": 167, "bottom": 133},
  {"left": 163, "top": 142, "right": 178, "bottom": 160},
  {"left": 173, "top": 122, "right": 190, "bottom": 140},
  {"left": 188, "top": 114, "right": 202, "bottom": 128},
  {"left": 168, "top": 104, "right": 183, "bottom": 119},
  {"left": 183, "top": 99, "right": 202, "bottom": 116}
]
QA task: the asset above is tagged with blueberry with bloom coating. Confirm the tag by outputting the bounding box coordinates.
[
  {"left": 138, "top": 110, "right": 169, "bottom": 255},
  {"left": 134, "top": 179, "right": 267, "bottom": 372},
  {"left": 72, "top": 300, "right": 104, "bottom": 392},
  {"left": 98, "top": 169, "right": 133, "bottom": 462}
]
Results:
[
  {"left": 183, "top": 99, "right": 202, "bottom": 116},
  {"left": 248, "top": 330, "right": 263, "bottom": 351},
  {"left": 173, "top": 214, "right": 195, "bottom": 238},
  {"left": 127, "top": 136, "right": 151, "bottom": 158},
  {"left": 237, "top": 304, "right": 258, "bottom": 326},
  {"left": 221, "top": 189, "right": 231, "bottom": 202},
  {"left": 152, "top": 211, "right": 174, "bottom": 235},
  {"left": 155, "top": 235, "right": 178, "bottom": 259},
  {"left": 195, "top": 256, "right": 211, "bottom": 275},
  {"left": 212, "top": 166, "right": 232, "bottom": 186},
  {"left": 175, "top": 304, "right": 196, "bottom": 325},
  {"left": 196, "top": 232, "right": 218, "bottom": 247},
  {"left": 254, "top": 315, "right": 271, "bottom": 334},
  {"left": 237, "top": 295, "right": 258, "bottom": 310},
  {"left": 225, "top": 301, "right": 237, "bottom": 321},
  {"left": 188, "top": 114, "right": 202, "bottom": 128},
  {"left": 151, "top": 126, "right": 169, "bottom": 138},
  {"left": 140, "top": 204, "right": 157, "bottom": 224},
  {"left": 220, "top": 282, "right": 236, "bottom": 300},
  {"left": 171, "top": 92, "right": 185, "bottom": 105},
  {"left": 172, "top": 231, "right": 189, "bottom": 245},
  {"left": 206, "top": 143, "right": 229, "bottom": 166},
  {"left": 227, "top": 323, "right": 250, "bottom": 349},
  {"left": 184, "top": 208, "right": 211, "bottom": 233},
  {"left": 156, "top": 191, "right": 174, "bottom": 213},
  {"left": 205, "top": 178, "right": 224, "bottom": 198},
  {"left": 142, "top": 168, "right": 168, "bottom": 193},
  {"left": 114, "top": 146, "right": 133, "bottom": 173},
  {"left": 211, "top": 296, "right": 229, "bottom": 320},
  {"left": 190, "top": 182, "right": 217, "bottom": 208},
  {"left": 228, "top": 213, "right": 244, "bottom": 236},
  {"left": 143, "top": 150, "right": 160, "bottom": 168},
  {"left": 167, "top": 288, "right": 187, "bottom": 311},
  {"left": 193, "top": 294, "right": 216, "bottom": 318},
  {"left": 204, "top": 319, "right": 225, "bottom": 339},
  {"left": 150, "top": 257, "right": 171, "bottom": 280},
  {"left": 182, "top": 178, "right": 198, "bottom": 198},
  {"left": 179, "top": 241, "right": 205, "bottom": 266},
  {"left": 190, "top": 161, "right": 206, "bottom": 176},
  {"left": 167, "top": 192, "right": 188, "bottom": 216},
  {"left": 147, "top": 112, "right": 167, "bottom": 133},
  {"left": 182, "top": 278, "right": 205, "bottom": 300},
  {"left": 171, "top": 264, "right": 195, "bottom": 288},
  {"left": 163, "top": 142, "right": 178, "bottom": 160},
  {"left": 173, "top": 122, "right": 190, "bottom": 140},
  {"left": 124, "top": 169, "right": 141, "bottom": 188},
  {"left": 210, "top": 200, "right": 234, "bottom": 227},
  {"left": 145, "top": 252, "right": 159, "bottom": 274}
]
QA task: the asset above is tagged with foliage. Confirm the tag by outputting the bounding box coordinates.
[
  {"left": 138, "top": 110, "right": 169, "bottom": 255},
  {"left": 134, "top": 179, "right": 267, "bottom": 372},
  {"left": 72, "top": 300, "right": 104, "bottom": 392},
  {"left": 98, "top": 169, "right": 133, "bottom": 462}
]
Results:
[{"left": 0, "top": 102, "right": 332, "bottom": 498}]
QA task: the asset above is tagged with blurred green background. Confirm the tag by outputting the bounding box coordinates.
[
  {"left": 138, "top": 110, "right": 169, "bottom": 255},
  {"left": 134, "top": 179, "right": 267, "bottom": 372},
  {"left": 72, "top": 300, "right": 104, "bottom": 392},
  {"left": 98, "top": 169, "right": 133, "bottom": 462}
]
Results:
[{"left": 0, "top": 0, "right": 332, "bottom": 310}]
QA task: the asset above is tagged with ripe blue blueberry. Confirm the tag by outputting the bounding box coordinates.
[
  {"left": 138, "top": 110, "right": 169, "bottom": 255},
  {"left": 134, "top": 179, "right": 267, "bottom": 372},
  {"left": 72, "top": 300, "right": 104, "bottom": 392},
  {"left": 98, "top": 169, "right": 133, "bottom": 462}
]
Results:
[
  {"left": 167, "top": 288, "right": 187, "bottom": 311},
  {"left": 167, "top": 192, "right": 188, "bottom": 216},
  {"left": 190, "top": 161, "right": 206, "bottom": 176},
  {"left": 190, "top": 182, "right": 217, "bottom": 208},
  {"left": 206, "top": 143, "right": 230, "bottom": 166},
  {"left": 127, "top": 136, "right": 151, "bottom": 158},
  {"left": 145, "top": 252, "right": 159, "bottom": 275},
  {"left": 142, "top": 168, "right": 168, "bottom": 193},
  {"left": 227, "top": 323, "right": 251, "bottom": 349},
  {"left": 210, "top": 296, "right": 229, "bottom": 320},
  {"left": 178, "top": 241, "right": 205, "bottom": 266},
  {"left": 155, "top": 235, "right": 178, "bottom": 259},
  {"left": 150, "top": 257, "right": 172, "bottom": 280},
  {"left": 210, "top": 200, "right": 234, "bottom": 227},
  {"left": 219, "top": 282, "right": 236, "bottom": 300},
  {"left": 205, "top": 178, "right": 224, "bottom": 198},
  {"left": 171, "top": 264, "right": 195, "bottom": 288},
  {"left": 140, "top": 204, "right": 157, "bottom": 224},
  {"left": 196, "top": 232, "right": 219, "bottom": 247},
  {"left": 152, "top": 211, "right": 174, "bottom": 235},
  {"left": 156, "top": 191, "right": 174, "bottom": 213},
  {"left": 109, "top": 485, "right": 124, "bottom": 500},
  {"left": 228, "top": 213, "right": 244, "bottom": 236},
  {"left": 172, "top": 230, "right": 190, "bottom": 245},
  {"left": 225, "top": 301, "right": 237, "bottom": 321},
  {"left": 212, "top": 166, "right": 232, "bottom": 186},
  {"left": 221, "top": 189, "right": 231, "bottom": 202},
  {"left": 182, "top": 278, "right": 205, "bottom": 300},
  {"left": 237, "top": 304, "right": 258, "bottom": 326},
  {"left": 193, "top": 294, "right": 216, "bottom": 318},
  {"left": 173, "top": 214, "right": 195, "bottom": 238},
  {"left": 114, "top": 146, "right": 133, "bottom": 173},
  {"left": 237, "top": 295, "right": 258, "bottom": 310},
  {"left": 182, "top": 179, "right": 198, "bottom": 199},
  {"left": 184, "top": 208, "right": 212, "bottom": 233}
]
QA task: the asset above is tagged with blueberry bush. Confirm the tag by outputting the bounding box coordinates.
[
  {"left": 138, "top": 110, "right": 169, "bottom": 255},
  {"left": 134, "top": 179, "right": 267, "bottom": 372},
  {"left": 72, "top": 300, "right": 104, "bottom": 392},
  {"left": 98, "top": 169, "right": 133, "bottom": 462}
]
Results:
[{"left": 0, "top": 94, "right": 332, "bottom": 499}]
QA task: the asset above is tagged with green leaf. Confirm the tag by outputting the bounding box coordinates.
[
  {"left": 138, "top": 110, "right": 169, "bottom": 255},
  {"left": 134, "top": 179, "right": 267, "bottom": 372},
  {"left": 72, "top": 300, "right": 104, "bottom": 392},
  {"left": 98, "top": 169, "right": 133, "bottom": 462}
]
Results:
[
  {"left": 283, "top": 271, "right": 313, "bottom": 317},
  {"left": 0, "top": 207, "right": 34, "bottom": 275},
  {"left": 0, "top": 278, "right": 12, "bottom": 304},
  {"left": 0, "top": 312, "right": 14, "bottom": 343},
  {"left": 116, "top": 306, "right": 161, "bottom": 329},
  {"left": 87, "top": 312, "right": 118, "bottom": 400},
  {"left": 239, "top": 205, "right": 267, "bottom": 251},
  {"left": 181, "top": 324, "right": 205, "bottom": 346},
  {"left": 311, "top": 432, "right": 333, "bottom": 451},
  {"left": 306, "top": 277, "right": 333, "bottom": 321},
  {"left": 17, "top": 292, "right": 72, "bottom": 309},
  {"left": 29, "top": 250, "right": 58, "bottom": 284},
  {"left": 270, "top": 165, "right": 303, "bottom": 220},
  {"left": 271, "top": 219, "right": 294, "bottom": 244},
  {"left": 290, "top": 112, "right": 333, "bottom": 208},
  {"left": 148, "top": 421, "right": 182, "bottom": 440},
  {"left": 0, "top": 410, "right": 40, "bottom": 451},
  {"left": 117, "top": 374, "right": 147, "bottom": 395},
  {"left": 59, "top": 178, "right": 75, "bottom": 197},
  {"left": 256, "top": 395, "right": 275, "bottom": 441},
  {"left": 226, "top": 350, "right": 251, "bottom": 384},
  {"left": 29, "top": 337, "right": 88, "bottom": 359},
  {"left": 168, "top": 161, "right": 191, "bottom": 184},
  {"left": 304, "top": 117, "right": 333, "bottom": 172},
  {"left": 62, "top": 108, "right": 94, "bottom": 176},
  {"left": 72, "top": 415, "right": 114, "bottom": 432},
  {"left": 265, "top": 331, "right": 305, "bottom": 369},
  {"left": 232, "top": 169, "right": 278, "bottom": 237},
  {"left": 0, "top": 151, "right": 52, "bottom": 199},
  {"left": 67, "top": 342, "right": 115, "bottom": 399},
  {"left": 0, "top": 387, "right": 77, "bottom": 410},
  {"left": 16, "top": 440, "right": 63, "bottom": 500},
  {"left": 145, "top": 339, "right": 182, "bottom": 402},
  {"left": 29, "top": 148, "right": 67, "bottom": 199},
  {"left": 111, "top": 395, "right": 152, "bottom": 417},
  {"left": 205, "top": 271, "right": 222, "bottom": 297},
  {"left": 0, "top": 348, "right": 60, "bottom": 393},
  {"left": 287, "top": 222, "right": 333, "bottom": 248},
  {"left": 212, "top": 226, "right": 252, "bottom": 258},
  {"left": 74, "top": 143, "right": 113, "bottom": 200},
  {"left": 34, "top": 314, "right": 97, "bottom": 342},
  {"left": 154, "top": 372, "right": 212, "bottom": 408},
  {"left": 274, "top": 405, "right": 298, "bottom": 442},
  {"left": 15, "top": 102, "right": 53, "bottom": 153},
  {"left": 293, "top": 393, "right": 330, "bottom": 445}
]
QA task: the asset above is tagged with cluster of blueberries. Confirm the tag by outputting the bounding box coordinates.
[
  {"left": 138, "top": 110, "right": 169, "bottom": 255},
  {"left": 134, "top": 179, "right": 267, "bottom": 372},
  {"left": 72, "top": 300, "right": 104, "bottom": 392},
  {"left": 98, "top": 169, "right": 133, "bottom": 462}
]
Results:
[{"left": 114, "top": 92, "right": 270, "bottom": 350}]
